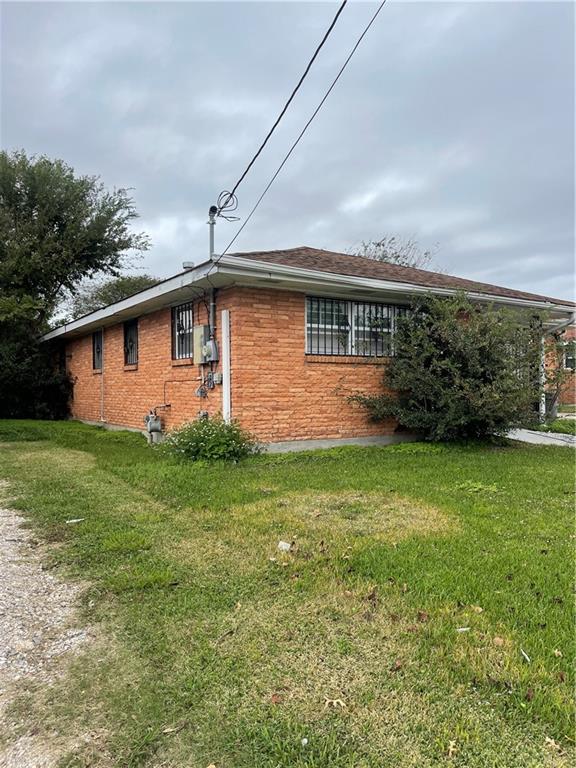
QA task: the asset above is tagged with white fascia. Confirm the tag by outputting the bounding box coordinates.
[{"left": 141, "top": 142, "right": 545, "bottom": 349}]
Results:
[
  {"left": 43, "top": 254, "right": 574, "bottom": 342},
  {"left": 43, "top": 260, "right": 213, "bottom": 341}
]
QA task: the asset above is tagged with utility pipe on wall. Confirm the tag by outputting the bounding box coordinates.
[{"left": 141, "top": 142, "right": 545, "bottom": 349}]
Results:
[
  {"left": 209, "top": 289, "right": 216, "bottom": 340},
  {"left": 99, "top": 326, "right": 105, "bottom": 422}
]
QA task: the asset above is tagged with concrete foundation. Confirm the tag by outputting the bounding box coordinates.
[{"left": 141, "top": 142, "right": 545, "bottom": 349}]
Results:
[
  {"left": 264, "top": 433, "right": 420, "bottom": 453},
  {"left": 75, "top": 419, "right": 419, "bottom": 454}
]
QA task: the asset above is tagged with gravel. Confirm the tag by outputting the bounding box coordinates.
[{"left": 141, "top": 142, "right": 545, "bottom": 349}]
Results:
[{"left": 0, "top": 483, "right": 92, "bottom": 767}]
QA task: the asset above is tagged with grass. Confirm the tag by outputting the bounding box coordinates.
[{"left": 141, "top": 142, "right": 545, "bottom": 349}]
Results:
[
  {"left": 0, "top": 420, "right": 573, "bottom": 768},
  {"left": 558, "top": 404, "right": 576, "bottom": 414},
  {"left": 534, "top": 419, "right": 576, "bottom": 436}
]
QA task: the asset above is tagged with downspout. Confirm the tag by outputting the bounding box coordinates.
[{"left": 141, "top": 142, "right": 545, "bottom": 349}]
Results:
[
  {"left": 539, "top": 312, "right": 575, "bottom": 420},
  {"left": 100, "top": 326, "right": 105, "bottom": 422},
  {"left": 221, "top": 309, "right": 231, "bottom": 422}
]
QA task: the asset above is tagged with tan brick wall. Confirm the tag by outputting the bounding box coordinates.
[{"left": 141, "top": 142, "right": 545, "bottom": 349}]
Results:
[{"left": 66, "top": 286, "right": 396, "bottom": 442}]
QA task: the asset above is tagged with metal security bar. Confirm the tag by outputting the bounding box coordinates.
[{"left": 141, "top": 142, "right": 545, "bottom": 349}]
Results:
[
  {"left": 306, "top": 297, "right": 406, "bottom": 357},
  {"left": 123, "top": 319, "right": 138, "bottom": 365},
  {"left": 171, "top": 302, "right": 194, "bottom": 359},
  {"left": 92, "top": 329, "right": 103, "bottom": 370},
  {"left": 306, "top": 297, "right": 350, "bottom": 355}
]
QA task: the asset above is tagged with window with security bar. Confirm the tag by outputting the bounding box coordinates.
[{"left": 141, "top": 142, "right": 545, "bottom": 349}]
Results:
[
  {"left": 172, "top": 302, "right": 194, "bottom": 359},
  {"left": 92, "top": 329, "right": 103, "bottom": 370},
  {"left": 564, "top": 341, "right": 576, "bottom": 371},
  {"left": 123, "top": 319, "right": 138, "bottom": 365},
  {"left": 306, "top": 297, "right": 406, "bottom": 357}
]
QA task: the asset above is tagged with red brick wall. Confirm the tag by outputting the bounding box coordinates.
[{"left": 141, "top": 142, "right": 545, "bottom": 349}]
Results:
[
  {"left": 228, "top": 288, "right": 395, "bottom": 441},
  {"left": 66, "top": 286, "right": 395, "bottom": 442},
  {"left": 67, "top": 290, "right": 235, "bottom": 432},
  {"left": 558, "top": 326, "right": 576, "bottom": 405}
]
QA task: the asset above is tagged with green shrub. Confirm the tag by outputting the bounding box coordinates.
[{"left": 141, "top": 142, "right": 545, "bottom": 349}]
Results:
[
  {"left": 350, "top": 293, "right": 541, "bottom": 441},
  {"left": 161, "top": 415, "right": 260, "bottom": 462}
]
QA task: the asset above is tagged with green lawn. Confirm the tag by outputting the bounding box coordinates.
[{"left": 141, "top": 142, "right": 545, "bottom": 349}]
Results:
[
  {"left": 534, "top": 419, "right": 576, "bottom": 436},
  {"left": 0, "top": 420, "right": 573, "bottom": 768}
]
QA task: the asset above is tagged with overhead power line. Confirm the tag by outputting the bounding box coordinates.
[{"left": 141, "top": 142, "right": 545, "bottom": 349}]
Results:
[
  {"left": 216, "top": 0, "right": 348, "bottom": 217},
  {"left": 214, "top": 0, "right": 388, "bottom": 264}
]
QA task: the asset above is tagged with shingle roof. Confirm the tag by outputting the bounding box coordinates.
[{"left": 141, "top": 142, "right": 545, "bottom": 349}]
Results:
[{"left": 230, "top": 246, "right": 575, "bottom": 307}]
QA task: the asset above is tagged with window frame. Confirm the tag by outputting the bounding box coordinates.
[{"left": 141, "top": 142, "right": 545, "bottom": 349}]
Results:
[
  {"left": 123, "top": 318, "right": 139, "bottom": 366},
  {"left": 306, "top": 297, "right": 350, "bottom": 356},
  {"left": 564, "top": 340, "right": 576, "bottom": 371},
  {"left": 171, "top": 302, "right": 194, "bottom": 360},
  {"left": 92, "top": 329, "right": 103, "bottom": 370},
  {"left": 305, "top": 296, "right": 406, "bottom": 357}
]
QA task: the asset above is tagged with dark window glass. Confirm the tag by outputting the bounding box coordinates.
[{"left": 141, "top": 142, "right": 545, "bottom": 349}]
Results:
[
  {"left": 305, "top": 297, "right": 406, "bottom": 357},
  {"left": 92, "top": 330, "right": 103, "bottom": 370},
  {"left": 172, "top": 303, "right": 194, "bottom": 359},
  {"left": 123, "top": 319, "right": 138, "bottom": 365},
  {"left": 565, "top": 342, "right": 576, "bottom": 371}
]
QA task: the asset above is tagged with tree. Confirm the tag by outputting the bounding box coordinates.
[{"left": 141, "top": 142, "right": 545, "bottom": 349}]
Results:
[
  {"left": 349, "top": 235, "right": 439, "bottom": 270},
  {"left": 0, "top": 150, "right": 149, "bottom": 418},
  {"left": 0, "top": 150, "right": 149, "bottom": 324},
  {"left": 350, "top": 293, "right": 541, "bottom": 441},
  {"left": 66, "top": 274, "right": 159, "bottom": 320}
]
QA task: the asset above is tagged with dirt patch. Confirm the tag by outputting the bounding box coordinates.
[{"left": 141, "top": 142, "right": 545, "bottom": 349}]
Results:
[
  {"left": 240, "top": 490, "right": 456, "bottom": 546},
  {"left": 0, "top": 480, "right": 93, "bottom": 767},
  {"left": 285, "top": 491, "right": 452, "bottom": 538},
  {"left": 172, "top": 491, "right": 454, "bottom": 579},
  {"left": 14, "top": 448, "right": 96, "bottom": 472}
]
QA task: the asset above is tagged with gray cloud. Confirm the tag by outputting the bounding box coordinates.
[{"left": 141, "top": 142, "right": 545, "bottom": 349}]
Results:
[{"left": 2, "top": 1, "right": 574, "bottom": 299}]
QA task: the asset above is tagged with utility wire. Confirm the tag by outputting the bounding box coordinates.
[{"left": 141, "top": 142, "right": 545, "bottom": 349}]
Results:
[
  {"left": 213, "top": 0, "right": 388, "bottom": 265},
  {"left": 216, "top": 0, "right": 348, "bottom": 215}
]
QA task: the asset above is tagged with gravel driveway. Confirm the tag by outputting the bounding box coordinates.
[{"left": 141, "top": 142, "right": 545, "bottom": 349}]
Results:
[{"left": 0, "top": 482, "right": 91, "bottom": 767}]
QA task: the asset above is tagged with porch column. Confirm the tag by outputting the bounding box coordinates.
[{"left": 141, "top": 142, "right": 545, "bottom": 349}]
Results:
[{"left": 539, "top": 334, "right": 546, "bottom": 421}]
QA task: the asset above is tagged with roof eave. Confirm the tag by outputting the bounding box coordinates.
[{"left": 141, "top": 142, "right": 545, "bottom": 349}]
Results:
[
  {"left": 217, "top": 255, "right": 576, "bottom": 315},
  {"left": 43, "top": 259, "right": 214, "bottom": 341},
  {"left": 42, "top": 255, "right": 575, "bottom": 342}
]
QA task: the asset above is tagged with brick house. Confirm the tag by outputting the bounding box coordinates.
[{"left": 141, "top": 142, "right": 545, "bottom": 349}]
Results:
[
  {"left": 44, "top": 247, "right": 575, "bottom": 449},
  {"left": 559, "top": 325, "right": 576, "bottom": 405}
]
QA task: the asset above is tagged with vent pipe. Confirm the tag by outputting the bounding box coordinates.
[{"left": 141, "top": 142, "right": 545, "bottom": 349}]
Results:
[{"left": 208, "top": 205, "right": 217, "bottom": 259}]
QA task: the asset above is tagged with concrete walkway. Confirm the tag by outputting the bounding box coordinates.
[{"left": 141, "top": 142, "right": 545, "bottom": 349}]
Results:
[{"left": 508, "top": 428, "right": 576, "bottom": 447}]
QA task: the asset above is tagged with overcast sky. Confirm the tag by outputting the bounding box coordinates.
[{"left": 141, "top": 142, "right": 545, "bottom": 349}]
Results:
[{"left": 1, "top": 1, "right": 574, "bottom": 299}]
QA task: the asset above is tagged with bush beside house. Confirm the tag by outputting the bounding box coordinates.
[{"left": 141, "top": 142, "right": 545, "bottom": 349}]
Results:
[
  {"left": 351, "top": 294, "right": 541, "bottom": 441},
  {"left": 162, "top": 416, "right": 260, "bottom": 462}
]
